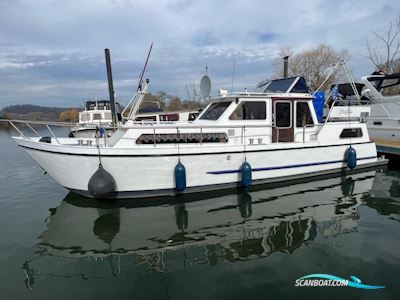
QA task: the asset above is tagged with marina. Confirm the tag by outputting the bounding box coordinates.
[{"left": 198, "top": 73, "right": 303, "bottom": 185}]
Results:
[
  {"left": 1, "top": 52, "right": 397, "bottom": 297},
  {"left": 1, "top": 1, "right": 400, "bottom": 297}
]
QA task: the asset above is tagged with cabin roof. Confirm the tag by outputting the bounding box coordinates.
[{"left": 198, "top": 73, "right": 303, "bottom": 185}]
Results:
[
  {"left": 213, "top": 93, "right": 313, "bottom": 102},
  {"left": 257, "top": 76, "right": 310, "bottom": 94}
]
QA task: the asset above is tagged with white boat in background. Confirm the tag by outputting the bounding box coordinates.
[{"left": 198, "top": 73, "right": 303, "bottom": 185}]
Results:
[
  {"left": 69, "top": 100, "right": 115, "bottom": 138},
  {"left": 133, "top": 110, "right": 199, "bottom": 123},
  {"left": 361, "top": 73, "right": 400, "bottom": 145},
  {"left": 120, "top": 81, "right": 200, "bottom": 124},
  {"left": 11, "top": 77, "right": 386, "bottom": 199},
  {"left": 69, "top": 97, "right": 200, "bottom": 138},
  {"left": 323, "top": 72, "right": 400, "bottom": 153}
]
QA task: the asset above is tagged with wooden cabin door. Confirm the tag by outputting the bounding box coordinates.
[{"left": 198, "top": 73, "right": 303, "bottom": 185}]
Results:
[{"left": 272, "top": 99, "right": 294, "bottom": 142}]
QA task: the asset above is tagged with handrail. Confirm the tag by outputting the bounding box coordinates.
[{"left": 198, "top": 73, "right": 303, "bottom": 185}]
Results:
[
  {"left": 331, "top": 100, "right": 371, "bottom": 106},
  {"left": 8, "top": 121, "right": 27, "bottom": 138},
  {"left": 45, "top": 124, "right": 60, "bottom": 144},
  {"left": 293, "top": 124, "right": 324, "bottom": 143},
  {"left": 118, "top": 123, "right": 275, "bottom": 130},
  {"left": 7, "top": 120, "right": 67, "bottom": 144},
  {"left": 2, "top": 119, "right": 77, "bottom": 127},
  {"left": 25, "top": 122, "right": 41, "bottom": 137},
  {"left": 4, "top": 118, "right": 354, "bottom": 137},
  {"left": 228, "top": 91, "right": 312, "bottom": 97},
  {"left": 5, "top": 117, "right": 357, "bottom": 149},
  {"left": 121, "top": 82, "right": 150, "bottom": 120}
]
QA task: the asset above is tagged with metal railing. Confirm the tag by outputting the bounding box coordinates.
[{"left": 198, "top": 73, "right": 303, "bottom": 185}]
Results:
[
  {"left": 116, "top": 123, "right": 325, "bottom": 147},
  {"left": 4, "top": 119, "right": 325, "bottom": 147},
  {"left": 4, "top": 120, "right": 78, "bottom": 144},
  {"left": 121, "top": 82, "right": 150, "bottom": 120},
  {"left": 325, "top": 100, "right": 372, "bottom": 123}
]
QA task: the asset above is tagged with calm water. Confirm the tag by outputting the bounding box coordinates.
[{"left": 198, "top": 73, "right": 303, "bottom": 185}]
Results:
[{"left": 0, "top": 127, "right": 399, "bottom": 299}]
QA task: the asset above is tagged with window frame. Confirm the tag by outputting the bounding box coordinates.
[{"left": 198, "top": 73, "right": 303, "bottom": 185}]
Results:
[
  {"left": 229, "top": 100, "right": 267, "bottom": 121},
  {"left": 339, "top": 128, "right": 363, "bottom": 138},
  {"left": 295, "top": 101, "right": 314, "bottom": 128},
  {"left": 274, "top": 100, "right": 292, "bottom": 129},
  {"left": 199, "top": 101, "right": 232, "bottom": 121},
  {"left": 92, "top": 113, "right": 103, "bottom": 120}
]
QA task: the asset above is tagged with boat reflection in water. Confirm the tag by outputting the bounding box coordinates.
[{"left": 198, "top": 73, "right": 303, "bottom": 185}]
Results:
[
  {"left": 24, "top": 171, "right": 380, "bottom": 288},
  {"left": 363, "top": 170, "right": 400, "bottom": 222}
]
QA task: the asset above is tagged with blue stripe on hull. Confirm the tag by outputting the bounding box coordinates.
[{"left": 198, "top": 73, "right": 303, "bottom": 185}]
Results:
[{"left": 207, "top": 156, "right": 377, "bottom": 175}]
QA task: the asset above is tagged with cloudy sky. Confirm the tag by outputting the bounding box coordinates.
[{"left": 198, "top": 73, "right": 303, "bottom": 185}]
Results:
[{"left": 0, "top": 0, "right": 398, "bottom": 108}]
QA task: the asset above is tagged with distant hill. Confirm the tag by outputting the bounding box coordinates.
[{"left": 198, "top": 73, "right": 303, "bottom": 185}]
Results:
[{"left": 0, "top": 105, "right": 79, "bottom": 121}]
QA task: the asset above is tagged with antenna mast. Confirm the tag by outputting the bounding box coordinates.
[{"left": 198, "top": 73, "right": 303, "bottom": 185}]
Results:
[{"left": 137, "top": 42, "right": 153, "bottom": 92}]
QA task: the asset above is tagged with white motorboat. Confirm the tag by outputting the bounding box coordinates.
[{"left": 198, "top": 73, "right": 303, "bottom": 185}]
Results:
[
  {"left": 70, "top": 106, "right": 199, "bottom": 139},
  {"left": 11, "top": 77, "right": 386, "bottom": 199},
  {"left": 361, "top": 73, "right": 400, "bottom": 145},
  {"left": 323, "top": 72, "right": 400, "bottom": 153},
  {"left": 69, "top": 88, "right": 200, "bottom": 139},
  {"left": 69, "top": 100, "right": 114, "bottom": 138}
]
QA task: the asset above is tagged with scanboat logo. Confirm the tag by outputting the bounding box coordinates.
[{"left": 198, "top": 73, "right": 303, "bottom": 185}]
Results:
[{"left": 295, "top": 274, "right": 385, "bottom": 290}]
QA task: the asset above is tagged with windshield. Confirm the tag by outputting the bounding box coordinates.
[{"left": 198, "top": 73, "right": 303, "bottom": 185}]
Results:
[
  {"left": 199, "top": 101, "right": 232, "bottom": 120},
  {"left": 367, "top": 74, "right": 400, "bottom": 95}
]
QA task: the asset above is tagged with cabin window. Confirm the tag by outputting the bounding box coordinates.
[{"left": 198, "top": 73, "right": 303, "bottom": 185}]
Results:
[
  {"left": 160, "top": 113, "right": 179, "bottom": 121},
  {"left": 264, "top": 78, "right": 296, "bottom": 93},
  {"left": 275, "top": 102, "right": 291, "bottom": 128},
  {"left": 296, "top": 102, "right": 314, "bottom": 127},
  {"left": 136, "top": 133, "right": 228, "bottom": 144},
  {"left": 135, "top": 116, "right": 157, "bottom": 121},
  {"left": 188, "top": 113, "right": 199, "bottom": 121},
  {"left": 229, "top": 101, "right": 266, "bottom": 120},
  {"left": 373, "top": 121, "right": 382, "bottom": 125},
  {"left": 93, "top": 113, "right": 102, "bottom": 120},
  {"left": 200, "top": 101, "right": 231, "bottom": 120},
  {"left": 81, "top": 113, "right": 90, "bottom": 122},
  {"left": 340, "top": 128, "right": 363, "bottom": 138},
  {"left": 291, "top": 78, "right": 309, "bottom": 93}
]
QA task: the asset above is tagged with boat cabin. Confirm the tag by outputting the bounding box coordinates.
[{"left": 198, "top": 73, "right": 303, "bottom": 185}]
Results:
[
  {"left": 194, "top": 77, "right": 317, "bottom": 143},
  {"left": 112, "top": 76, "right": 369, "bottom": 149},
  {"left": 84, "top": 100, "right": 111, "bottom": 111},
  {"left": 79, "top": 100, "right": 113, "bottom": 125}
]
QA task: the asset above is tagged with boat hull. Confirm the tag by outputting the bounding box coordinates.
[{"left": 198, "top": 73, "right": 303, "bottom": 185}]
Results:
[
  {"left": 69, "top": 160, "right": 385, "bottom": 199},
  {"left": 367, "top": 100, "right": 400, "bottom": 142},
  {"left": 14, "top": 137, "right": 384, "bottom": 199}
]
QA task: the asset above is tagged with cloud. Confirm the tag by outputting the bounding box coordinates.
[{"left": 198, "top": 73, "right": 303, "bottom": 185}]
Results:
[
  {"left": 0, "top": 0, "right": 399, "bottom": 108},
  {"left": 193, "top": 31, "right": 220, "bottom": 46},
  {"left": 257, "top": 32, "right": 278, "bottom": 43}
]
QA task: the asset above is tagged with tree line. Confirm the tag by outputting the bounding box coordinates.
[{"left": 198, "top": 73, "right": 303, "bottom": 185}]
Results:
[{"left": 271, "top": 16, "right": 400, "bottom": 92}]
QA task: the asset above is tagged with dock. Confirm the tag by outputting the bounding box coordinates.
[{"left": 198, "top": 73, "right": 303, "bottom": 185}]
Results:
[{"left": 373, "top": 138, "right": 400, "bottom": 166}]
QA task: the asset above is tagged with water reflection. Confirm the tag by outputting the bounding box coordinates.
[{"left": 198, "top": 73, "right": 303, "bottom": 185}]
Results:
[
  {"left": 363, "top": 170, "right": 400, "bottom": 222},
  {"left": 24, "top": 171, "right": 384, "bottom": 287}
]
